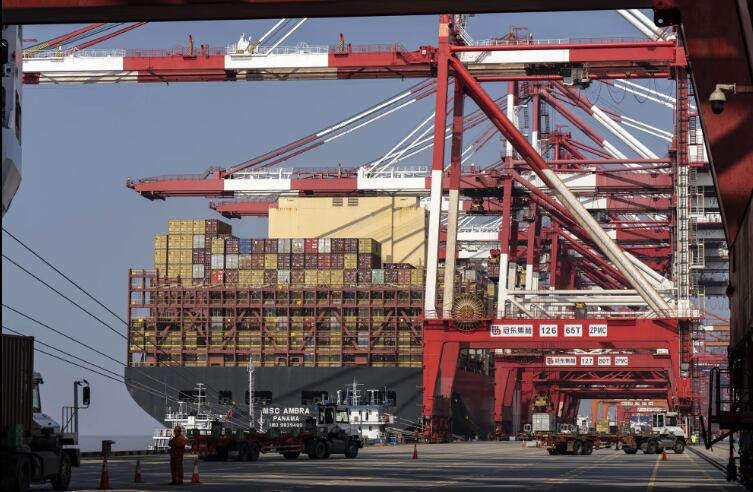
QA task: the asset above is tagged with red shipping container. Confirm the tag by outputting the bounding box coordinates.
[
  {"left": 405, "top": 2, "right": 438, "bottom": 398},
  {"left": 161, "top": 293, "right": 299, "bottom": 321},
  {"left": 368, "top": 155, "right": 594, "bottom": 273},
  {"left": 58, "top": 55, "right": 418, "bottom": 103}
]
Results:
[
  {"left": 210, "top": 270, "right": 225, "bottom": 285},
  {"left": 385, "top": 270, "right": 399, "bottom": 283},
  {"left": 331, "top": 238, "right": 345, "bottom": 253},
  {"left": 304, "top": 238, "right": 319, "bottom": 253},
  {"left": 358, "top": 253, "right": 380, "bottom": 269},
  {"left": 331, "top": 253, "right": 344, "bottom": 269},
  {"left": 344, "top": 270, "right": 358, "bottom": 285},
  {"left": 205, "top": 219, "right": 232, "bottom": 235},
  {"left": 264, "top": 239, "right": 278, "bottom": 254},
  {"left": 251, "top": 254, "right": 265, "bottom": 268},
  {"left": 225, "top": 270, "right": 239, "bottom": 284},
  {"left": 226, "top": 237, "right": 240, "bottom": 254},
  {"left": 278, "top": 254, "right": 291, "bottom": 269},
  {"left": 347, "top": 239, "right": 359, "bottom": 252},
  {"left": 305, "top": 254, "right": 318, "bottom": 268},
  {"left": 291, "top": 254, "right": 305, "bottom": 269},
  {"left": 192, "top": 249, "right": 205, "bottom": 263},
  {"left": 318, "top": 253, "right": 331, "bottom": 269},
  {"left": 291, "top": 270, "right": 305, "bottom": 284},
  {"left": 1, "top": 334, "right": 34, "bottom": 435},
  {"left": 398, "top": 270, "right": 412, "bottom": 284},
  {"left": 264, "top": 270, "right": 277, "bottom": 284},
  {"left": 357, "top": 270, "right": 372, "bottom": 284}
]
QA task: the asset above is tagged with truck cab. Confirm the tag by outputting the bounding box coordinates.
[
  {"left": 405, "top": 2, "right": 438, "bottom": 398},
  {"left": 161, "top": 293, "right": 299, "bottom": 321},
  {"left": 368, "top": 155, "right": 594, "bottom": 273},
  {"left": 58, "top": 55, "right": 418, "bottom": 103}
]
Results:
[{"left": 651, "top": 412, "right": 686, "bottom": 439}]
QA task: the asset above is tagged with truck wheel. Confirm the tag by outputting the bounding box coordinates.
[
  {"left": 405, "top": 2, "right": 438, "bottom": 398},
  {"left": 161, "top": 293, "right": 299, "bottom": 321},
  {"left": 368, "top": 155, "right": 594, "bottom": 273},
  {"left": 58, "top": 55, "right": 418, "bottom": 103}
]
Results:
[
  {"left": 312, "top": 441, "right": 328, "bottom": 460},
  {"left": 583, "top": 440, "right": 594, "bottom": 456},
  {"left": 645, "top": 440, "right": 658, "bottom": 454},
  {"left": 624, "top": 448, "right": 637, "bottom": 455},
  {"left": 14, "top": 457, "right": 31, "bottom": 492},
  {"left": 572, "top": 440, "right": 583, "bottom": 455},
  {"left": 52, "top": 453, "right": 72, "bottom": 490},
  {"left": 547, "top": 449, "right": 558, "bottom": 455},
  {"left": 674, "top": 439, "right": 685, "bottom": 454},
  {"left": 238, "top": 443, "right": 251, "bottom": 462},
  {"left": 249, "top": 443, "right": 260, "bottom": 462},
  {"left": 344, "top": 441, "right": 359, "bottom": 459},
  {"left": 283, "top": 452, "right": 300, "bottom": 460}
]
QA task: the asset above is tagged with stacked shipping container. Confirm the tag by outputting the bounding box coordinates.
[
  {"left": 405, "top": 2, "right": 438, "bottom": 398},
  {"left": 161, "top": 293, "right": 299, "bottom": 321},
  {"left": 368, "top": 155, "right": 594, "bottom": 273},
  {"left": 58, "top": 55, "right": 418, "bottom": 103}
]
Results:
[
  {"left": 153, "top": 220, "right": 424, "bottom": 288},
  {"left": 133, "top": 219, "right": 425, "bottom": 369}
]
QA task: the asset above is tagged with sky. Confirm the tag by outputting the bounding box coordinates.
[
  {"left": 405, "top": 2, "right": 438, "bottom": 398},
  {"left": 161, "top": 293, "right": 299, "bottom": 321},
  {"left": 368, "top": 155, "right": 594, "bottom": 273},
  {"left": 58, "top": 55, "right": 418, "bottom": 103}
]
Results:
[{"left": 1, "top": 11, "right": 681, "bottom": 441}]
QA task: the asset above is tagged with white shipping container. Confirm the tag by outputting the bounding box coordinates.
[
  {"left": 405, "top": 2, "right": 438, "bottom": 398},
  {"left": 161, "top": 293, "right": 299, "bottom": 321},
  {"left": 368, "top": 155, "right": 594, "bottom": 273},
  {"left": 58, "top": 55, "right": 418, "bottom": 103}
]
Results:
[
  {"left": 225, "top": 254, "right": 239, "bottom": 269},
  {"left": 193, "top": 234, "right": 206, "bottom": 249},
  {"left": 532, "top": 413, "right": 555, "bottom": 433},
  {"left": 277, "top": 239, "right": 291, "bottom": 253},
  {"left": 278, "top": 269, "right": 291, "bottom": 284},
  {"left": 318, "top": 238, "right": 331, "bottom": 253},
  {"left": 192, "top": 264, "right": 205, "bottom": 279},
  {"left": 211, "top": 254, "right": 225, "bottom": 269},
  {"left": 291, "top": 239, "right": 305, "bottom": 253}
]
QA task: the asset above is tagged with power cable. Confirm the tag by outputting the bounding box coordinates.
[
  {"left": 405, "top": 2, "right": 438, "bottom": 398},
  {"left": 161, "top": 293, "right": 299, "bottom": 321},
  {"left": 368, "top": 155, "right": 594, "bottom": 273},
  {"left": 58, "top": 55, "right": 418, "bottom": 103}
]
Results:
[
  {"left": 2, "top": 325, "right": 184, "bottom": 403},
  {"left": 2, "top": 254, "right": 127, "bottom": 340},
  {"left": 3, "top": 228, "right": 129, "bottom": 325},
  {"left": 1, "top": 231, "right": 283, "bottom": 426}
]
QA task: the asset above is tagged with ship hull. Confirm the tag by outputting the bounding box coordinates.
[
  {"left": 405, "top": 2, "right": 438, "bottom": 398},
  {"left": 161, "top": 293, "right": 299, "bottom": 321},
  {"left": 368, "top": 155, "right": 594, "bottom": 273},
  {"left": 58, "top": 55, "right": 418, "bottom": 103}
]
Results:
[{"left": 125, "top": 366, "right": 495, "bottom": 438}]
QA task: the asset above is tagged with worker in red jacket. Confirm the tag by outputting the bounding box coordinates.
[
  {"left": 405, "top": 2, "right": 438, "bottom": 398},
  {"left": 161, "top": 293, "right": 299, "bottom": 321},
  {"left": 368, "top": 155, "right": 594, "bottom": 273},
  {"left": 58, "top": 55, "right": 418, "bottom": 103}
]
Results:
[{"left": 168, "top": 425, "right": 187, "bottom": 485}]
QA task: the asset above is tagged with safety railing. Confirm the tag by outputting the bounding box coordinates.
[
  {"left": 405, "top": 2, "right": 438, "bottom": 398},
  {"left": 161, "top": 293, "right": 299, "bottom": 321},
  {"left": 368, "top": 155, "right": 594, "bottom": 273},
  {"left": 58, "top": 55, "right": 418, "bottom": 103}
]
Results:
[
  {"left": 226, "top": 43, "right": 329, "bottom": 56},
  {"left": 24, "top": 48, "right": 126, "bottom": 59},
  {"left": 467, "top": 36, "right": 660, "bottom": 47},
  {"left": 358, "top": 166, "right": 429, "bottom": 179}
]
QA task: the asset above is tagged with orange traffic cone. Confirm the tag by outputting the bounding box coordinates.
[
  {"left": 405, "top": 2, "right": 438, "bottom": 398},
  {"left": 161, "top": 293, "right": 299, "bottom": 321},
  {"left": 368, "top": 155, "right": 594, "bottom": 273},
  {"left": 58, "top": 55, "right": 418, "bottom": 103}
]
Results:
[
  {"left": 661, "top": 450, "right": 668, "bottom": 461},
  {"left": 191, "top": 457, "right": 201, "bottom": 484},
  {"left": 412, "top": 443, "right": 418, "bottom": 459},
  {"left": 98, "top": 456, "right": 110, "bottom": 490},
  {"left": 133, "top": 459, "right": 143, "bottom": 483}
]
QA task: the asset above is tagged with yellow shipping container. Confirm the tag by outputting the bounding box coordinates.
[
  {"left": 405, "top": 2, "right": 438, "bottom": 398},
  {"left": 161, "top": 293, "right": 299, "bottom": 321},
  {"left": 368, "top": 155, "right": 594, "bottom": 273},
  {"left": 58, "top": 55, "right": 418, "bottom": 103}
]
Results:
[
  {"left": 154, "top": 234, "right": 168, "bottom": 249},
  {"left": 193, "top": 219, "right": 206, "bottom": 234},
  {"left": 167, "top": 265, "right": 180, "bottom": 278},
  {"left": 180, "top": 265, "right": 192, "bottom": 277},
  {"left": 251, "top": 270, "right": 264, "bottom": 285},
  {"left": 317, "top": 270, "right": 331, "bottom": 285},
  {"left": 410, "top": 269, "right": 425, "bottom": 286},
  {"left": 181, "top": 278, "right": 193, "bottom": 287},
  {"left": 264, "top": 254, "right": 278, "bottom": 269},
  {"left": 487, "top": 283, "right": 495, "bottom": 296},
  {"left": 331, "top": 270, "right": 344, "bottom": 285},
  {"left": 168, "top": 234, "right": 181, "bottom": 249},
  {"left": 168, "top": 219, "right": 181, "bottom": 234},
  {"left": 179, "top": 250, "right": 192, "bottom": 264},
  {"left": 344, "top": 253, "right": 358, "bottom": 269},
  {"left": 211, "top": 238, "right": 225, "bottom": 254},
  {"left": 305, "top": 270, "right": 318, "bottom": 286}
]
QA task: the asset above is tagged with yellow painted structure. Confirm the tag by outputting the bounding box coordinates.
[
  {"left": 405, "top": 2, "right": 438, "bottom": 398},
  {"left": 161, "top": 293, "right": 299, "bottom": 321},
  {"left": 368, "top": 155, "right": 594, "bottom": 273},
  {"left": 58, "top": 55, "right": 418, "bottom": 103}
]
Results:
[{"left": 269, "top": 196, "right": 426, "bottom": 266}]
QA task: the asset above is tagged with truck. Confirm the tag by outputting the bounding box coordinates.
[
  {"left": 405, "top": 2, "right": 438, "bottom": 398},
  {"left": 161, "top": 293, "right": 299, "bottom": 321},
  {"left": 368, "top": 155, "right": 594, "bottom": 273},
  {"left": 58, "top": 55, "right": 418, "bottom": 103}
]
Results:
[
  {"left": 193, "top": 402, "right": 362, "bottom": 461},
  {"left": 537, "top": 424, "right": 622, "bottom": 455},
  {"left": 620, "top": 412, "right": 686, "bottom": 454},
  {"left": 1, "top": 334, "right": 90, "bottom": 492}
]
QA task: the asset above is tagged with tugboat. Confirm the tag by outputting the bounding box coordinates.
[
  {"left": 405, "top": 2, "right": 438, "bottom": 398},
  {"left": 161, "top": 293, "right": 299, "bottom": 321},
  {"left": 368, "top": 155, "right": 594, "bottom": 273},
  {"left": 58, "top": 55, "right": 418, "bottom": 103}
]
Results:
[
  {"left": 149, "top": 384, "right": 226, "bottom": 451},
  {"left": 338, "top": 379, "right": 398, "bottom": 443}
]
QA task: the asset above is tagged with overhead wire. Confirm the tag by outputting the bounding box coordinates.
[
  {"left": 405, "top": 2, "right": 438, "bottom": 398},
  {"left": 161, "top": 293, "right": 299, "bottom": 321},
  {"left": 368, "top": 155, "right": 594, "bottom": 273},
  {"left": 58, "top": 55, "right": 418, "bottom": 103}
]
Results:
[
  {"left": 1, "top": 231, "right": 262, "bottom": 425},
  {"left": 2, "top": 324, "right": 187, "bottom": 404}
]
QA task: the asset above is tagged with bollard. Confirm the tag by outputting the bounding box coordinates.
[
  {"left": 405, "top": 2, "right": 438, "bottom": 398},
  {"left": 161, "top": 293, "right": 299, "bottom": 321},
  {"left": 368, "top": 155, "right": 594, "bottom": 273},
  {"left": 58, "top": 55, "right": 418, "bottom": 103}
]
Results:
[
  {"left": 191, "top": 457, "right": 201, "bottom": 484},
  {"left": 661, "top": 450, "right": 668, "bottom": 461},
  {"left": 98, "top": 457, "right": 110, "bottom": 490},
  {"left": 412, "top": 443, "right": 418, "bottom": 459},
  {"left": 134, "top": 459, "right": 143, "bottom": 483}
]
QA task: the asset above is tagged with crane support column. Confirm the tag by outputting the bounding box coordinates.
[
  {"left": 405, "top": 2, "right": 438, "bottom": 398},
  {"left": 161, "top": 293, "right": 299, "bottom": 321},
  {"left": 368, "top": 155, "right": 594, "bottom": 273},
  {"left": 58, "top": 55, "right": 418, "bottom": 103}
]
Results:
[
  {"left": 442, "top": 79, "right": 465, "bottom": 318},
  {"left": 449, "top": 56, "right": 672, "bottom": 315},
  {"left": 497, "top": 177, "right": 514, "bottom": 317},
  {"left": 424, "top": 15, "right": 451, "bottom": 319}
]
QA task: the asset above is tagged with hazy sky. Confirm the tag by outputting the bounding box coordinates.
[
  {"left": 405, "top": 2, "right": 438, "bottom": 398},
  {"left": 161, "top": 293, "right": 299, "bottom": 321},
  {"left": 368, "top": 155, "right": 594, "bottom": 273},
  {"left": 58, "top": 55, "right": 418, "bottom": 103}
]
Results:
[{"left": 2, "top": 11, "right": 679, "bottom": 440}]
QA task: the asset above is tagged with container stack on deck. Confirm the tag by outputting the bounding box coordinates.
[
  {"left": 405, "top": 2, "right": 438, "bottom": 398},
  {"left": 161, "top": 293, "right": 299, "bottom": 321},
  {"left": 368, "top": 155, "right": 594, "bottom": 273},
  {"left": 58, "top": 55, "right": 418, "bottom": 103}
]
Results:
[{"left": 130, "top": 219, "right": 426, "bottom": 369}]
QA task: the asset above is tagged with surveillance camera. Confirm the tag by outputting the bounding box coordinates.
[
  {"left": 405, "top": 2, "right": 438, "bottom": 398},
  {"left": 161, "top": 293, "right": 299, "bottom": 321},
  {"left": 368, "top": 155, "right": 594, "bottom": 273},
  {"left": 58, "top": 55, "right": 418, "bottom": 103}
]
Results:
[{"left": 709, "top": 84, "right": 736, "bottom": 114}]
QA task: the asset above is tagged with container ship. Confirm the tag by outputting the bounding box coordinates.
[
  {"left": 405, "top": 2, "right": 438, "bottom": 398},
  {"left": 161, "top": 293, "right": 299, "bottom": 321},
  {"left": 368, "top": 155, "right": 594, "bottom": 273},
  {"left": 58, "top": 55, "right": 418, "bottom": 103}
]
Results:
[{"left": 126, "top": 197, "right": 496, "bottom": 438}]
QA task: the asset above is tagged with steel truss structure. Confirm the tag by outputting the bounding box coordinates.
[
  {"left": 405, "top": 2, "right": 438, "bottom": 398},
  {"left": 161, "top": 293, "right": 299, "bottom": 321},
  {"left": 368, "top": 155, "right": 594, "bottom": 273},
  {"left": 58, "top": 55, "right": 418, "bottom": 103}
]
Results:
[{"left": 19, "top": 14, "right": 729, "bottom": 441}]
